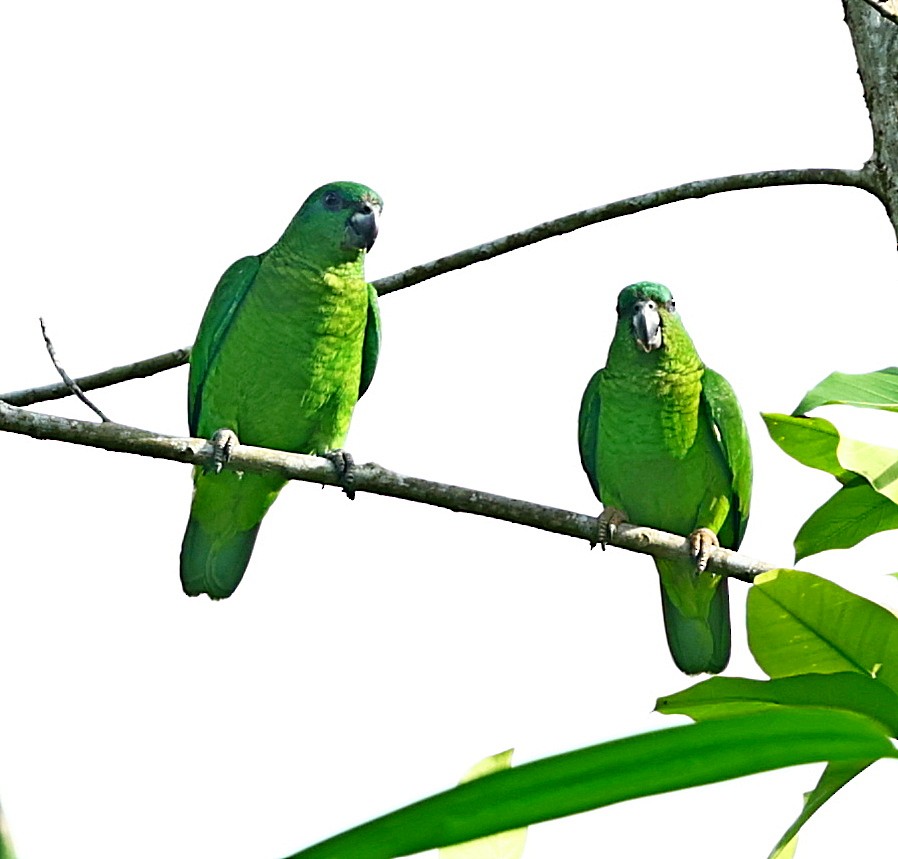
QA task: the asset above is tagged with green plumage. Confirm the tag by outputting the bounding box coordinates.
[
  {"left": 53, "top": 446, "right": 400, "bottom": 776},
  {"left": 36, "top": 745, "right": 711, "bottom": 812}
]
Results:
[
  {"left": 578, "top": 282, "right": 751, "bottom": 674},
  {"left": 181, "top": 181, "right": 383, "bottom": 599}
]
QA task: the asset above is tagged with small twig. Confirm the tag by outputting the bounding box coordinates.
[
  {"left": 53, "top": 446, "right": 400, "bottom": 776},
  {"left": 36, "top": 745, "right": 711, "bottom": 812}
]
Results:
[
  {"left": 0, "top": 399, "right": 776, "bottom": 583},
  {"left": 38, "top": 318, "right": 111, "bottom": 421}
]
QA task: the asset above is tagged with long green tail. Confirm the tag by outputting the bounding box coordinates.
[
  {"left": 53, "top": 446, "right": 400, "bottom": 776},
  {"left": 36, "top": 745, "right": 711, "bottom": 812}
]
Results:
[
  {"left": 656, "top": 558, "right": 731, "bottom": 675},
  {"left": 180, "top": 469, "right": 284, "bottom": 599},
  {"left": 180, "top": 516, "right": 261, "bottom": 599}
]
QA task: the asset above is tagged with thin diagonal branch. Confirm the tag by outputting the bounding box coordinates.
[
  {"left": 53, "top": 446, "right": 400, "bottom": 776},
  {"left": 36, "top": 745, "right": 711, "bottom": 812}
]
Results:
[
  {"left": 0, "top": 400, "right": 774, "bottom": 583},
  {"left": 0, "top": 167, "right": 877, "bottom": 408},
  {"left": 39, "top": 318, "right": 111, "bottom": 421}
]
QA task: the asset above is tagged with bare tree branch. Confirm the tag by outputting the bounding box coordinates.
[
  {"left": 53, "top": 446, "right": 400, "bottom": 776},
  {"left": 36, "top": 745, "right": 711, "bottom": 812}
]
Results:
[
  {"left": 0, "top": 167, "right": 877, "bottom": 409},
  {"left": 0, "top": 348, "right": 190, "bottom": 407},
  {"left": 373, "top": 167, "right": 878, "bottom": 295},
  {"left": 0, "top": 400, "right": 774, "bottom": 583}
]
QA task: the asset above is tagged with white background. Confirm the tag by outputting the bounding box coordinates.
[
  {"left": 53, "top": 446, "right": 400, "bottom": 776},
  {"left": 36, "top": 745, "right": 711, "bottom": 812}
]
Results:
[{"left": 1, "top": 2, "right": 897, "bottom": 857}]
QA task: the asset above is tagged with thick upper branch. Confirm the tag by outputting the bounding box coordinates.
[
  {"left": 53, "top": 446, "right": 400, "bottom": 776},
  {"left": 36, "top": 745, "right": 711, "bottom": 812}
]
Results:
[
  {"left": 0, "top": 400, "right": 773, "bottom": 583},
  {"left": 0, "top": 168, "right": 877, "bottom": 409},
  {"left": 374, "top": 168, "right": 877, "bottom": 295}
]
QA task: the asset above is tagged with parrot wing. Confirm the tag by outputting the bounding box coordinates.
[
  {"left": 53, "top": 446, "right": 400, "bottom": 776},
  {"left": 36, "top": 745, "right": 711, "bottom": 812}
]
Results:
[
  {"left": 577, "top": 368, "right": 605, "bottom": 500},
  {"left": 700, "top": 367, "right": 752, "bottom": 550},
  {"left": 187, "top": 254, "right": 262, "bottom": 435},
  {"left": 358, "top": 281, "right": 381, "bottom": 399}
]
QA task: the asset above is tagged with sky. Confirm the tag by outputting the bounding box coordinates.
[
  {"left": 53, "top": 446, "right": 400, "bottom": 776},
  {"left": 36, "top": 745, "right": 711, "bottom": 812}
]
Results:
[{"left": 1, "top": 2, "right": 897, "bottom": 858}]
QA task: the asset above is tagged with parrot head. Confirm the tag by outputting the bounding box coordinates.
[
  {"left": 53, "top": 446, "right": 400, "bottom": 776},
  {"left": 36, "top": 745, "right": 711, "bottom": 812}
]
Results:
[
  {"left": 284, "top": 181, "right": 383, "bottom": 258},
  {"left": 616, "top": 281, "right": 677, "bottom": 353}
]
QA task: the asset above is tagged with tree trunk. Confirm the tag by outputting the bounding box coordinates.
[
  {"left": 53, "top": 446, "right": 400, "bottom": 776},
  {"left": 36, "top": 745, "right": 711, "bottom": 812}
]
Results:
[{"left": 845, "top": 0, "right": 898, "bottom": 242}]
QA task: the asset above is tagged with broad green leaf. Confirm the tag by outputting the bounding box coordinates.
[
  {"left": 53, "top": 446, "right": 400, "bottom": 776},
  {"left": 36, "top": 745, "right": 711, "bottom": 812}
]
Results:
[
  {"left": 764, "top": 414, "right": 898, "bottom": 556},
  {"left": 768, "top": 760, "right": 873, "bottom": 859},
  {"left": 657, "top": 673, "right": 898, "bottom": 735},
  {"left": 792, "top": 367, "right": 898, "bottom": 415},
  {"left": 793, "top": 481, "right": 898, "bottom": 561},
  {"left": 284, "top": 709, "right": 897, "bottom": 859},
  {"left": 440, "top": 750, "right": 527, "bottom": 859},
  {"left": 837, "top": 435, "right": 898, "bottom": 504},
  {"left": 748, "top": 569, "right": 898, "bottom": 693},
  {"left": 761, "top": 413, "right": 849, "bottom": 479}
]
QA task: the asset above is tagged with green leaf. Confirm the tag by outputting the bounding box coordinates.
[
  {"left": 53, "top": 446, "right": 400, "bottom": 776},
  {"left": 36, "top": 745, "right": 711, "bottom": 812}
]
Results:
[
  {"left": 283, "top": 710, "right": 897, "bottom": 859},
  {"left": 836, "top": 435, "right": 898, "bottom": 504},
  {"left": 768, "top": 760, "right": 873, "bottom": 859},
  {"left": 792, "top": 367, "right": 898, "bottom": 416},
  {"left": 657, "top": 673, "right": 898, "bottom": 735},
  {"left": 763, "top": 414, "right": 898, "bottom": 557},
  {"left": 761, "top": 413, "right": 849, "bottom": 479},
  {"left": 440, "top": 750, "right": 527, "bottom": 859},
  {"left": 748, "top": 569, "right": 898, "bottom": 693},
  {"left": 793, "top": 481, "right": 898, "bottom": 561}
]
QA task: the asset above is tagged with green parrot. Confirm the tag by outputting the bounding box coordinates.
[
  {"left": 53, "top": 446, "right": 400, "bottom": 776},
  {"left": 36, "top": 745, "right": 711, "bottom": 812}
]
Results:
[
  {"left": 180, "top": 181, "right": 383, "bottom": 599},
  {"left": 577, "top": 282, "right": 751, "bottom": 674}
]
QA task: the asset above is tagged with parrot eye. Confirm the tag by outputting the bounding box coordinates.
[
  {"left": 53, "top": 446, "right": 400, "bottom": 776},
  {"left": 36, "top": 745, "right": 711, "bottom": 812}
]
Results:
[{"left": 322, "top": 191, "right": 343, "bottom": 211}]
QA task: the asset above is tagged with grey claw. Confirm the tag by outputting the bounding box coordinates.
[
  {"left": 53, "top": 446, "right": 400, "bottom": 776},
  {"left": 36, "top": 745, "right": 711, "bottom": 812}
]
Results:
[
  {"left": 595, "top": 506, "right": 627, "bottom": 551},
  {"left": 324, "top": 449, "right": 356, "bottom": 500},
  {"left": 690, "top": 528, "right": 719, "bottom": 573},
  {"left": 209, "top": 428, "right": 239, "bottom": 474}
]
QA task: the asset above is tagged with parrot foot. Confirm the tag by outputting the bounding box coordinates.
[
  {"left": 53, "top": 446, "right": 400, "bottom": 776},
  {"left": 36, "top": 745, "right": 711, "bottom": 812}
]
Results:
[
  {"left": 689, "top": 528, "right": 720, "bottom": 573},
  {"left": 323, "top": 449, "right": 357, "bottom": 500},
  {"left": 595, "top": 506, "right": 628, "bottom": 550},
  {"left": 207, "top": 428, "right": 239, "bottom": 474}
]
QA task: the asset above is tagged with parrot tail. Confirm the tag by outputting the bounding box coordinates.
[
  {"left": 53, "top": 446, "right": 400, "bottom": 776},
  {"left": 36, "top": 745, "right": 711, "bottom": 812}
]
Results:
[
  {"left": 179, "top": 469, "right": 284, "bottom": 599},
  {"left": 180, "top": 516, "right": 261, "bottom": 599},
  {"left": 657, "top": 560, "right": 731, "bottom": 675}
]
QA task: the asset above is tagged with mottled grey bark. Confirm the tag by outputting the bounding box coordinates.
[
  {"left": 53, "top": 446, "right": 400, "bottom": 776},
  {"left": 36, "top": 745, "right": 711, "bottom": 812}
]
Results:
[{"left": 845, "top": 0, "right": 898, "bottom": 241}]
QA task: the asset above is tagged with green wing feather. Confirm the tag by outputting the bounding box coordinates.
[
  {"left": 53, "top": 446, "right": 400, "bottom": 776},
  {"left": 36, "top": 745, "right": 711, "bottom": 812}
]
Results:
[
  {"left": 577, "top": 369, "right": 604, "bottom": 500},
  {"left": 187, "top": 254, "right": 262, "bottom": 435},
  {"left": 700, "top": 368, "right": 752, "bottom": 550},
  {"left": 358, "top": 281, "right": 381, "bottom": 399}
]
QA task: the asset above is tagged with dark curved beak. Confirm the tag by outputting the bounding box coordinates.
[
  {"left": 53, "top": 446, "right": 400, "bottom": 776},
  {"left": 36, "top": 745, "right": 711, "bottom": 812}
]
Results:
[
  {"left": 344, "top": 203, "right": 379, "bottom": 252},
  {"left": 632, "top": 300, "right": 662, "bottom": 352}
]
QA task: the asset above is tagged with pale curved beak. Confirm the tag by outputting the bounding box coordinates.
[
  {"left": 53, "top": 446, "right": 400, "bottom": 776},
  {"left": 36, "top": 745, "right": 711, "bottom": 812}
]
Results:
[{"left": 632, "top": 300, "right": 662, "bottom": 351}]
